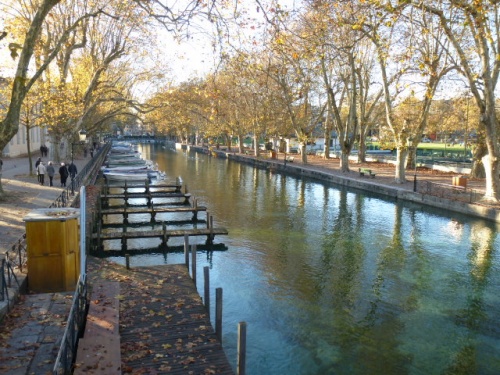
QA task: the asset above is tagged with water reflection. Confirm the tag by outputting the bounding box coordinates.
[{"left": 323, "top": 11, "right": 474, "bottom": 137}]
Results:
[{"left": 123, "top": 144, "right": 500, "bottom": 375}]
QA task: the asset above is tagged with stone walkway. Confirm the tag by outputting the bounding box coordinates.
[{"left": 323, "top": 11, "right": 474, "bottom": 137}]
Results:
[
  {"left": 0, "top": 292, "right": 73, "bottom": 374},
  {"left": 0, "top": 154, "right": 91, "bottom": 374}
]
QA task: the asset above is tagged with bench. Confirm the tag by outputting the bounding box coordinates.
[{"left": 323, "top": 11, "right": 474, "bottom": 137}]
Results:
[
  {"left": 359, "top": 168, "right": 376, "bottom": 178},
  {"left": 285, "top": 156, "right": 295, "bottom": 163}
]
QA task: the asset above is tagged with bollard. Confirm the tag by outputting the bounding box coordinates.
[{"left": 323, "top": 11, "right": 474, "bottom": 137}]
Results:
[
  {"left": 237, "top": 322, "right": 247, "bottom": 375},
  {"left": 191, "top": 244, "right": 197, "bottom": 286},
  {"left": 184, "top": 234, "right": 189, "bottom": 267},
  {"left": 216, "top": 287, "right": 223, "bottom": 343},
  {"left": 204, "top": 266, "right": 210, "bottom": 317}
]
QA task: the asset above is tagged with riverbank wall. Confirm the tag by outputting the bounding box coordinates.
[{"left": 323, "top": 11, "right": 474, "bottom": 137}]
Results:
[{"left": 184, "top": 144, "right": 500, "bottom": 224}]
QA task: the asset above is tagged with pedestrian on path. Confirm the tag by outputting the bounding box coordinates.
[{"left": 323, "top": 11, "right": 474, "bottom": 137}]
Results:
[
  {"left": 46, "top": 161, "right": 55, "bottom": 187},
  {"left": 59, "top": 162, "right": 69, "bottom": 187},
  {"left": 37, "top": 161, "right": 46, "bottom": 185},
  {"left": 68, "top": 162, "right": 77, "bottom": 179},
  {"left": 35, "top": 157, "right": 42, "bottom": 183}
]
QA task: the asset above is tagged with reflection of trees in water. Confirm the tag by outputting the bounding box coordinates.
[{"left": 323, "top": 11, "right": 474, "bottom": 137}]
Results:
[
  {"left": 306, "top": 189, "right": 370, "bottom": 372},
  {"left": 444, "top": 223, "right": 496, "bottom": 375},
  {"left": 355, "top": 204, "right": 413, "bottom": 374}
]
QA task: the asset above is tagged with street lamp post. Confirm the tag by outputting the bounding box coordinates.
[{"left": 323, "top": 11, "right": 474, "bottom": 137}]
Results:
[{"left": 71, "top": 129, "right": 87, "bottom": 195}]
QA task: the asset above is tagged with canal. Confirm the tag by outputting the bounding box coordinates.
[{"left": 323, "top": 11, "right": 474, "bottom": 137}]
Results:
[{"left": 107, "top": 143, "right": 500, "bottom": 375}]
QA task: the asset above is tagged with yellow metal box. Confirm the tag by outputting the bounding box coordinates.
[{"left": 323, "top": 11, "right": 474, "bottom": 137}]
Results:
[{"left": 23, "top": 208, "right": 80, "bottom": 293}]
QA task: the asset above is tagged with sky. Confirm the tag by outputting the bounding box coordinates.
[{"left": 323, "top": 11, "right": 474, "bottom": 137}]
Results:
[{"left": 0, "top": 0, "right": 302, "bottom": 94}]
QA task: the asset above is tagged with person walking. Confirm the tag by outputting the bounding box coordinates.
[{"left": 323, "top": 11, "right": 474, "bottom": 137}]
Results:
[
  {"left": 46, "top": 161, "right": 55, "bottom": 187},
  {"left": 37, "top": 161, "right": 46, "bottom": 185},
  {"left": 59, "top": 163, "right": 69, "bottom": 187},
  {"left": 35, "top": 157, "right": 42, "bottom": 183},
  {"left": 68, "top": 162, "right": 77, "bottom": 179}
]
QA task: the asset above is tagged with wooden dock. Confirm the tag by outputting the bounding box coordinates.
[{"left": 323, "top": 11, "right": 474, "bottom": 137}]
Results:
[
  {"left": 78, "top": 259, "right": 235, "bottom": 374},
  {"left": 94, "top": 227, "right": 227, "bottom": 243},
  {"left": 92, "top": 226, "right": 228, "bottom": 251},
  {"left": 119, "top": 264, "right": 234, "bottom": 374},
  {"left": 102, "top": 183, "right": 183, "bottom": 194},
  {"left": 100, "top": 204, "right": 208, "bottom": 222},
  {"left": 102, "top": 192, "right": 192, "bottom": 206}
]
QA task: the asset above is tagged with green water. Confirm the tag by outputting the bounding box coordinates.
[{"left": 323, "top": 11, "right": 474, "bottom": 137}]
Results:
[{"left": 107, "top": 144, "right": 500, "bottom": 374}]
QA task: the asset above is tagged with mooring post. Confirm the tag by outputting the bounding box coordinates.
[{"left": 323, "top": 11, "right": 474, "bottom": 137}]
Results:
[
  {"left": 209, "top": 215, "right": 214, "bottom": 244},
  {"left": 191, "top": 244, "right": 197, "bottom": 286},
  {"left": 237, "top": 322, "right": 247, "bottom": 375},
  {"left": 150, "top": 204, "right": 156, "bottom": 223},
  {"left": 162, "top": 221, "right": 167, "bottom": 245},
  {"left": 192, "top": 198, "right": 198, "bottom": 220},
  {"left": 121, "top": 225, "right": 127, "bottom": 250},
  {"left": 204, "top": 266, "right": 210, "bottom": 317},
  {"left": 216, "top": 287, "right": 223, "bottom": 343},
  {"left": 184, "top": 234, "right": 189, "bottom": 268}
]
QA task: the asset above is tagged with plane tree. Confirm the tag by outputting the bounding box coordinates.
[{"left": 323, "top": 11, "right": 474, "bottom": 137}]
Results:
[{"left": 416, "top": 0, "right": 500, "bottom": 201}]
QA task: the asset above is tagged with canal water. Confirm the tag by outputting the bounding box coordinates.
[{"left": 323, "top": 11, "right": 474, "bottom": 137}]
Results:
[{"left": 106, "top": 143, "right": 500, "bottom": 375}]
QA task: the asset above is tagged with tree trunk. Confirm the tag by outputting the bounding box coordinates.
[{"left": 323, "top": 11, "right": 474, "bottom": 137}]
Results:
[
  {"left": 470, "top": 142, "right": 487, "bottom": 178},
  {"left": 406, "top": 144, "right": 417, "bottom": 171},
  {"left": 395, "top": 147, "right": 408, "bottom": 184},
  {"left": 253, "top": 134, "right": 259, "bottom": 157},
  {"left": 300, "top": 143, "right": 307, "bottom": 163},
  {"left": 482, "top": 154, "right": 500, "bottom": 201},
  {"left": 340, "top": 152, "right": 350, "bottom": 172},
  {"left": 238, "top": 134, "right": 244, "bottom": 154},
  {"left": 358, "top": 136, "right": 366, "bottom": 163}
]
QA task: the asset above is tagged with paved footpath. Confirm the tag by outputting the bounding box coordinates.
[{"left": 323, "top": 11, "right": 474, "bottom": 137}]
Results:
[{"left": 0, "top": 154, "right": 89, "bottom": 375}]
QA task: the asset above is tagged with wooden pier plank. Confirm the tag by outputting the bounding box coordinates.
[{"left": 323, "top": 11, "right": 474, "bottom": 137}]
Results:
[
  {"left": 118, "top": 264, "right": 233, "bottom": 374},
  {"left": 103, "top": 192, "right": 191, "bottom": 200},
  {"left": 103, "top": 183, "right": 182, "bottom": 192},
  {"left": 93, "top": 228, "right": 228, "bottom": 240},
  {"left": 101, "top": 205, "right": 207, "bottom": 215}
]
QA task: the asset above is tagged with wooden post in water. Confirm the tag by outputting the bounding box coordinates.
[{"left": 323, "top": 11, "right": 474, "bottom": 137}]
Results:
[
  {"left": 208, "top": 215, "right": 214, "bottom": 244},
  {"left": 126, "top": 254, "right": 130, "bottom": 270},
  {"left": 204, "top": 266, "right": 210, "bottom": 317},
  {"left": 184, "top": 234, "right": 189, "bottom": 268},
  {"left": 192, "top": 198, "right": 198, "bottom": 220},
  {"left": 191, "top": 244, "right": 197, "bottom": 286},
  {"left": 162, "top": 222, "right": 167, "bottom": 246},
  {"left": 237, "top": 322, "right": 247, "bottom": 375},
  {"left": 216, "top": 287, "right": 223, "bottom": 343},
  {"left": 121, "top": 225, "right": 127, "bottom": 250}
]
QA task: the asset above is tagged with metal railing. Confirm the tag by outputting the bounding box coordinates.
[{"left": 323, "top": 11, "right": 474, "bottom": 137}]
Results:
[
  {"left": 0, "top": 234, "right": 26, "bottom": 302},
  {"left": 417, "top": 180, "right": 484, "bottom": 204},
  {"left": 52, "top": 275, "right": 89, "bottom": 375}
]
